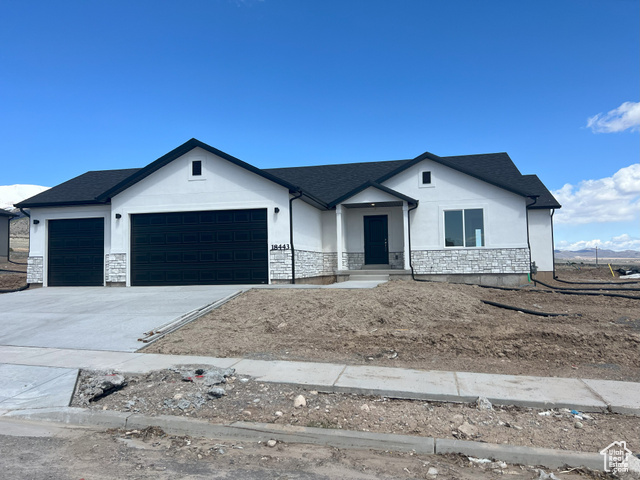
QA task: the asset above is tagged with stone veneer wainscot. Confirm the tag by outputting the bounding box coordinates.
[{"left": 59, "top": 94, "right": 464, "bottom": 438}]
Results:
[{"left": 411, "top": 247, "right": 530, "bottom": 274}]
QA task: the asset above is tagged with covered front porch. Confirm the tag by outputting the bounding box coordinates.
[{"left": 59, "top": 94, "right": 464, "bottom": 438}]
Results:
[{"left": 332, "top": 182, "right": 417, "bottom": 279}]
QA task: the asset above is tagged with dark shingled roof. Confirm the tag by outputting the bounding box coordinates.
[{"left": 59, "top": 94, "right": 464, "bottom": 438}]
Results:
[
  {"left": 0, "top": 209, "right": 17, "bottom": 218},
  {"left": 266, "top": 152, "right": 561, "bottom": 209},
  {"left": 265, "top": 159, "right": 412, "bottom": 206},
  {"left": 15, "top": 169, "right": 140, "bottom": 208},
  {"left": 519, "top": 175, "right": 561, "bottom": 209},
  {"left": 15, "top": 139, "right": 560, "bottom": 210}
]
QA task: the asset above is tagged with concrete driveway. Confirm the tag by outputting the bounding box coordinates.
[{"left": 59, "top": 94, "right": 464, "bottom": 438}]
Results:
[{"left": 0, "top": 286, "right": 242, "bottom": 352}]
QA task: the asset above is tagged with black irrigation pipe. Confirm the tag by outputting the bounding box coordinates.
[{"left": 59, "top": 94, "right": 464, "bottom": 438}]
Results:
[
  {"left": 0, "top": 284, "right": 29, "bottom": 294},
  {"left": 8, "top": 260, "right": 27, "bottom": 265},
  {"left": 414, "top": 277, "right": 640, "bottom": 300},
  {"left": 549, "top": 284, "right": 640, "bottom": 292},
  {"left": 546, "top": 289, "right": 640, "bottom": 300},
  {"left": 536, "top": 280, "right": 640, "bottom": 300},
  {"left": 554, "top": 277, "right": 640, "bottom": 286},
  {"left": 0, "top": 268, "right": 27, "bottom": 274},
  {"left": 480, "top": 299, "right": 570, "bottom": 317},
  {"left": 477, "top": 284, "right": 545, "bottom": 292},
  {"left": 476, "top": 281, "right": 640, "bottom": 300}
]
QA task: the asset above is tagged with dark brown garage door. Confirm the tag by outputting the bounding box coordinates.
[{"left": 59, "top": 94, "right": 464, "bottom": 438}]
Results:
[
  {"left": 48, "top": 218, "right": 105, "bottom": 286},
  {"left": 130, "top": 209, "right": 268, "bottom": 286}
]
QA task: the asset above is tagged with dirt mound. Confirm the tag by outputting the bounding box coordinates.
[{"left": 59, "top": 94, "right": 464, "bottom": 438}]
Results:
[{"left": 147, "top": 279, "right": 640, "bottom": 381}]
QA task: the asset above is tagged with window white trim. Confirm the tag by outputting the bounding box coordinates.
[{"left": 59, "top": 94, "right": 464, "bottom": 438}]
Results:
[
  {"left": 418, "top": 170, "right": 435, "bottom": 188},
  {"left": 443, "top": 208, "right": 485, "bottom": 248},
  {"left": 188, "top": 159, "right": 206, "bottom": 181}
]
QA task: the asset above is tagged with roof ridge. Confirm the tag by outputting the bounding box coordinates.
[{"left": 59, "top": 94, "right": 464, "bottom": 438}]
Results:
[{"left": 265, "top": 158, "right": 412, "bottom": 171}]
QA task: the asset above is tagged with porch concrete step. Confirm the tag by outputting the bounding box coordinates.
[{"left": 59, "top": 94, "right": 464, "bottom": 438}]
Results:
[
  {"left": 337, "top": 269, "right": 411, "bottom": 276},
  {"left": 347, "top": 274, "right": 390, "bottom": 282}
]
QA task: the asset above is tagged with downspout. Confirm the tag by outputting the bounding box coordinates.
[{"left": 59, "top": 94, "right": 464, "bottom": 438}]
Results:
[
  {"left": 526, "top": 196, "right": 539, "bottom": 284},
  {"left": 289, "top": 191, "right": 303, "bottom": 284},
  {"left": 551, "top": 208, "right": 556, "bottom": 279},
  {"left": 19, "top": 208, "right": 30, "bottom": 218},
  {"left": 407, "top": 203, "right": 420, "bottom": 281}
]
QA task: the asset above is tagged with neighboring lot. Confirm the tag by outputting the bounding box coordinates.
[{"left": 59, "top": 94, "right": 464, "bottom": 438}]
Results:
[
  {"left": 147, "top": 265, "right": 640, "bottom": 382},
  {"left": 0, "top": 254, "right": 27, "bottom": 291}
]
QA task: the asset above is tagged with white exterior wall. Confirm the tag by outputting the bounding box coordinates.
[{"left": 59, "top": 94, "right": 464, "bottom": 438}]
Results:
[
  {"left": 110, "top": 148, "right": 291, "bottom": 285},
  {"left": 27, "top": 204, "right": 112, "bottom": 286},
  {"left": 321, "top": 210, "right": 337, "bottom": 252},
  {"left": 528, "top": 209, "right": 555, "bottom": 272},
  {"left": 383, "top": 160, "right": 529, "bottom": 249},
  {"left": 292, "top": 200, "right": 323, "bottom": 252}
]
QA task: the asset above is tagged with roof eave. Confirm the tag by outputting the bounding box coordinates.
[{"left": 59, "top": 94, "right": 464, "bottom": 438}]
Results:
[
  {"left": 13, "top": 199, "right": 109, "bottom": 209},
  {"left": 528, "top": 203, "right": 562, "bottom": 210}
]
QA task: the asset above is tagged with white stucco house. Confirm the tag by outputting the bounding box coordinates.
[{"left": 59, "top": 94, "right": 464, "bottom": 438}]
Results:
[{"left": 16, "top": 138, "right": 560, "bottom": 287}]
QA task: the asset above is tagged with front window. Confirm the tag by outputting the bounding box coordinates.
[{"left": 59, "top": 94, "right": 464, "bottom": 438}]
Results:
[{"left": 445, "top": 209, "right": 484, "bottom": 247}]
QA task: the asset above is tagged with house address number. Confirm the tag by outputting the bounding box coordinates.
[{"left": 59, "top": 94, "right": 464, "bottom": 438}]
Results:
[{"left": 271, "top": 244, "right": 290, "bottom": 250}]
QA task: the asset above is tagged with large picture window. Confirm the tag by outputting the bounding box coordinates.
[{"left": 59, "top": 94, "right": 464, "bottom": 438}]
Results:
[{"left": 444, "top": 209, "right": 484, "bottom": 247}]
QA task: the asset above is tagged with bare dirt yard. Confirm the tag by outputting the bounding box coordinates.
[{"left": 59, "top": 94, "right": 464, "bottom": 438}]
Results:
[
  {"left": 146, "top": 265, "right": 640, "bottom": 382},
  {"left": 0, "top": 254, "right": 27, "bottom": 291}
]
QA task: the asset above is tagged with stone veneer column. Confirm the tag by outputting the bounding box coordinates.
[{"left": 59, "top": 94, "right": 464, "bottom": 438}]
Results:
[
  {"left": 105, "top": 253, "right": 127, "bottom": 285},
  {"left": 27, "top": 256, "right": 44, "bottom": 284}
]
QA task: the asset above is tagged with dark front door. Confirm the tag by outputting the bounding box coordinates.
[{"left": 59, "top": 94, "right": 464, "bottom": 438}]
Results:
[
  {"left": 48, "top": 218, "right": 105, "bottom": 286},
  {"left": 130, "top": 209, "right": 268, "bottom": 286},
  {"left": 364, "top": 215, "right": 388, "bottom": 265}
]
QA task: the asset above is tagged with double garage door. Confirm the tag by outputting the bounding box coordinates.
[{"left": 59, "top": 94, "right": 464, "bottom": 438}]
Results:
[
  {"left": 130, "top": 209, "right": 268, "bottom": 286},
  {"left": 47, "top": 209, "right": 268, "bottom": 286}
]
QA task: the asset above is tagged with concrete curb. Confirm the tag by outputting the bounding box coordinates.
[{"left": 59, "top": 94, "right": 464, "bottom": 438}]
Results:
[
  {"left": 435, "top": 438, "right": 602, "bottom": 471},
  {"left": 2, "top": 407, "right": 604, "bottom": 471}
]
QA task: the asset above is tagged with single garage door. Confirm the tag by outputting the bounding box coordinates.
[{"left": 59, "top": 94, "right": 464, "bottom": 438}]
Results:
[
  {"left": 48, "top": 218, "right": 105, "bottom": 286},
  {"left": 131, "top": 209, "right": 268, "bottom": 286}
]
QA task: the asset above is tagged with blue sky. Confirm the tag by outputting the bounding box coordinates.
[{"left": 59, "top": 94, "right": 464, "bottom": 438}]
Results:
[{"left": 1, "top": 0, "right": 638, "bottom": 250}]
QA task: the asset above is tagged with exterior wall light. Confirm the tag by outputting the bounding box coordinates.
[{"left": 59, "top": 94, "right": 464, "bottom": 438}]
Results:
[
  {"left": 33, "top": 219, "right": 40, "bottom": 225},
  {"left": 274, "top": 207, "right": 280, "bottom": 214},
  {"left": 115, "top": 213, "right": 122, "bottom": 219}
]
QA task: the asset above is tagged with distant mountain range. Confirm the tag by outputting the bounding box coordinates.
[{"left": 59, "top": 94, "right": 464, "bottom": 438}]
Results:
[
  {"left": 555, "top": 249, "right": 640, "bottom": 259},
  {"left": 0, "top": 184, "right": 50, "bottom": 211}
]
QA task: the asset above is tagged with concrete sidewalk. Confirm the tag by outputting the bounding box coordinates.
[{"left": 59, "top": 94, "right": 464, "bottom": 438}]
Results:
[{"left": 1, "top": 345, "right": 638, "bottom": 415}]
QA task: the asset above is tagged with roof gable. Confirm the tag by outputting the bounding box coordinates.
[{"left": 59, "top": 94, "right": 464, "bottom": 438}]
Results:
[
  {"left": 328, "top": 181, "right": 418, "bottom": 207},
  {"left": 376, "top": 151, "right": 534, "bottom": 198},
  {"left": 96, "top": 138, "right": 300, "bottom": 201}
]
